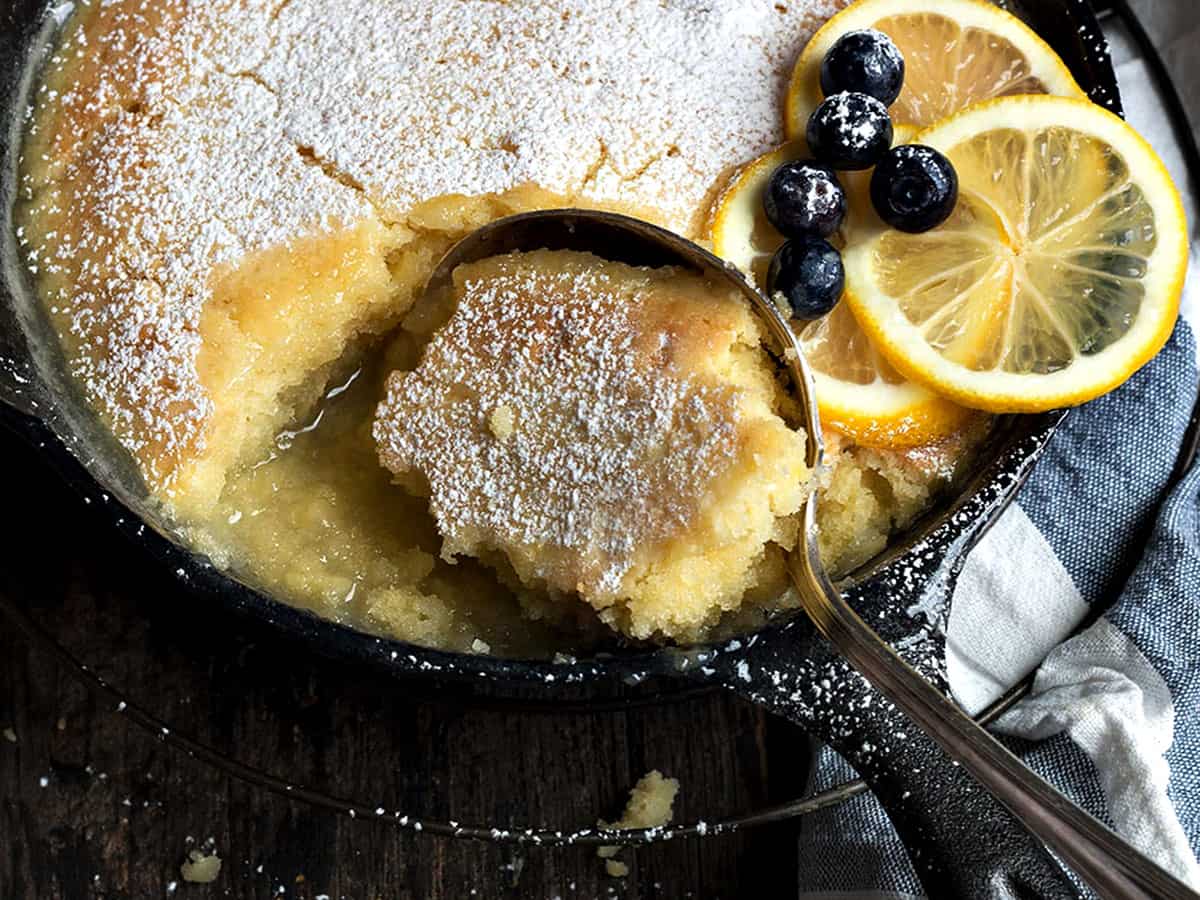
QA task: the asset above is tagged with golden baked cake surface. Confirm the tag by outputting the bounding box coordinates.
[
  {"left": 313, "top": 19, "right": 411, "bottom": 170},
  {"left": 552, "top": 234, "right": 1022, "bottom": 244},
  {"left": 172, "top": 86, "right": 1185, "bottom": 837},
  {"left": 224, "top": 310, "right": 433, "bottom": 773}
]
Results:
[
  {"left": 20, "top": 0, "right": 840, "bottom": 507},
  {"left": 374, "top": 250, "right": 810, "bottom": 640}
]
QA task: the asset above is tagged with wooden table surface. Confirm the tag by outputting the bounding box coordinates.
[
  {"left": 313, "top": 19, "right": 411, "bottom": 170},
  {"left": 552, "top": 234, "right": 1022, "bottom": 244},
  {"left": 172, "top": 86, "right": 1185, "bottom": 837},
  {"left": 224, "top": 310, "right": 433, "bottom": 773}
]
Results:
[{"left": 0, "top": 433, "right": 817, "bottom": 899}]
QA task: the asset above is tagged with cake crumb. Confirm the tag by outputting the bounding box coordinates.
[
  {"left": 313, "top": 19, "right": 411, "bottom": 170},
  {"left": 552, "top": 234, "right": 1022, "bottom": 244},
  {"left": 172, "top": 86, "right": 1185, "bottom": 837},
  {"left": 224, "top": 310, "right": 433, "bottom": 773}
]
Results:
[
  {"left": 605, "top": 860, "right": 630, "bottom": 878},
  {"left": 2, "top": 727, "right": 15, "bottom": 743},
  {"left": 597, "top": 770, "right": 679, "bottom": 876},
  {"left": 488, "top": 404, "right": 516, "bottom": 441},
  {"left": 602, "top": 770, "right": 680, "bottom": 831},
  {"left": 181, "top": 850, "right": 222, "bottom": 884}
]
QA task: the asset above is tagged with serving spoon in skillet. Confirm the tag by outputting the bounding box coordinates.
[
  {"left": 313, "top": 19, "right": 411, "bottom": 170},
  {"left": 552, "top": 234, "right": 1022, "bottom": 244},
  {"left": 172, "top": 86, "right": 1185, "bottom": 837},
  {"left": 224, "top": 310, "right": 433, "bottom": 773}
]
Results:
[{"left": 425, "top": 208, "right": 1198, "bottom": 900}]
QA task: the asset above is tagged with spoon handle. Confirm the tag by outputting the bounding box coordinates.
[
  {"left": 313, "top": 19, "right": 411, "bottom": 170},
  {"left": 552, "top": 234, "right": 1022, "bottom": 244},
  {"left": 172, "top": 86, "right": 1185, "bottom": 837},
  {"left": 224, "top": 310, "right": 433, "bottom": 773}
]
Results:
[{"left": 788, "top": 544, "right": 1200, "bottom": 900}]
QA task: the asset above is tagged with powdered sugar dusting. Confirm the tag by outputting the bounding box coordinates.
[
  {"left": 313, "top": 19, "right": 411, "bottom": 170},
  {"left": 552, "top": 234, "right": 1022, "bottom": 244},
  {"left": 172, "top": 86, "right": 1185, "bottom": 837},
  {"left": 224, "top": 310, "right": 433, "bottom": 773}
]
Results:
[
  {"left": 18, "top": 0, "right": 840, "bottom": 491},
  {"left": 373, "top": 252, "right": 746, "bottom": 600},
  {"left": 259, "top": 0, "right": 835, "bottom": 230},
  {"left": 813, "top": 90, "right": 890, "bottom": 154}
]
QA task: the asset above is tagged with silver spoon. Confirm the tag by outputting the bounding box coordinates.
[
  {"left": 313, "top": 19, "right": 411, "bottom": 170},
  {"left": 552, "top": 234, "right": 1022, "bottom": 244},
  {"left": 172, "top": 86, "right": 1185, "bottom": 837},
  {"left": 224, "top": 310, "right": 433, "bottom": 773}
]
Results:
[{"left": 424, "top": 208, "right": 1197, "bottom": 900}]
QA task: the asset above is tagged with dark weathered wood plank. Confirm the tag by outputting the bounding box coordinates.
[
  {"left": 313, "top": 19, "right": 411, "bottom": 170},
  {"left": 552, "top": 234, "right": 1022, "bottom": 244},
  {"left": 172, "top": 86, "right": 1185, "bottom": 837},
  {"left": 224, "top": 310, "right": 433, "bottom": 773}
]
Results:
[{"left": 0, "top": 436, "right": 811, "bottom": 898}]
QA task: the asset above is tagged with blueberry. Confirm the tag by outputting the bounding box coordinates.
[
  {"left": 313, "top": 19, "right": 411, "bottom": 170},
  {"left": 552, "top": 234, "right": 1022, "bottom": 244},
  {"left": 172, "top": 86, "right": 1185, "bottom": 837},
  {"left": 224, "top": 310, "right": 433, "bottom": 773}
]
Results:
[
  {"left": 806, "top": 91, "right": 893, "bottom": 171},
  {"left": 763, "top": 160, "right": 846, "bottom": 238},
  {"left": 870, "top": 144, "right": 958, "bottom": 233},
  {"left": 766, "top": 237, "right": 844, "bottom": 320},
  {"left": 820, "top": 29, "right": 905, "bottom": 106}
]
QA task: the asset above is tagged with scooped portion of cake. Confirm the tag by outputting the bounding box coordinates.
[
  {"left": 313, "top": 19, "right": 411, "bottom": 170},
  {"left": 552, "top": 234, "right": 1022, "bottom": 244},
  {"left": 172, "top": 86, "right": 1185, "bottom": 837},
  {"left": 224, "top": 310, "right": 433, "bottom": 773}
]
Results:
[{"left": 373, "top": 250, "right": 810, "bottom": 641}]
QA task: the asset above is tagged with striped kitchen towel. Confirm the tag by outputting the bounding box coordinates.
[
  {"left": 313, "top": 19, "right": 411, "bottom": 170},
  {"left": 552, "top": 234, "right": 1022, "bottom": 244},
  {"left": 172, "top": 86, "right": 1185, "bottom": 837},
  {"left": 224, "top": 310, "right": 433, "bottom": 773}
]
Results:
[{"left": 795, "top": 3, "right": 1200, "bottom": 895}]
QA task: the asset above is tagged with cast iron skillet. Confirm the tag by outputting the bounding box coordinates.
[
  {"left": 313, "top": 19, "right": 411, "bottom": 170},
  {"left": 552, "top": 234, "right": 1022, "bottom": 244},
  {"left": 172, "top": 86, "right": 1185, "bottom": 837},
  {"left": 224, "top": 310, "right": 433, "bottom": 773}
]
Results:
[{"left": 0, "top": 1, "right": 1123, "bottom": 896}]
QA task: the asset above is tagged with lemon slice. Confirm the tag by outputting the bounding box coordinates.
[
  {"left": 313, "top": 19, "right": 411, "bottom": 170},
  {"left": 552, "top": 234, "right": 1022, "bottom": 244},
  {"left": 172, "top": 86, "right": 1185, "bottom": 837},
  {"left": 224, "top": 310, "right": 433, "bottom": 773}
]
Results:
[
  {"left": 784, "top": 0, "right": 1087, "bottom": 138},
  {"left": 798, "top": 302, "right": 973, "bottom": 446},
  {"left": 843, "top": 95, "right": 1188, "bottom": 413},
  {"left": 707, "top": 134, "right": 970, "bottom": 448}
]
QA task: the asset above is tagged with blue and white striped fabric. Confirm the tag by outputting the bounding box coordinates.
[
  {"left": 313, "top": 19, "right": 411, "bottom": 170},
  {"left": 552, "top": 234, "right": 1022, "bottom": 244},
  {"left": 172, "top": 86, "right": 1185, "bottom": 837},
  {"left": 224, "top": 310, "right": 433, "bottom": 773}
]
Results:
[{"left": 796, "top": 5, "right": 1200, "bottom": 895}]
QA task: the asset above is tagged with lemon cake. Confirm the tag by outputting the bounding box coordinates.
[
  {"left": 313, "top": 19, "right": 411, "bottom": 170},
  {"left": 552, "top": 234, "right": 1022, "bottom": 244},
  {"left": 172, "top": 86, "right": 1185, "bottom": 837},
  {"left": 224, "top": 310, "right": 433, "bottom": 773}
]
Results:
[
  {"left": 19, "top": 0, "right": 839, "bottom": 510},
  {"left": 18, "top": 0, "right": 986, "bottom": 654},
  {"left": 374, "top": 250, "right": 810, "bottom": 641}
]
